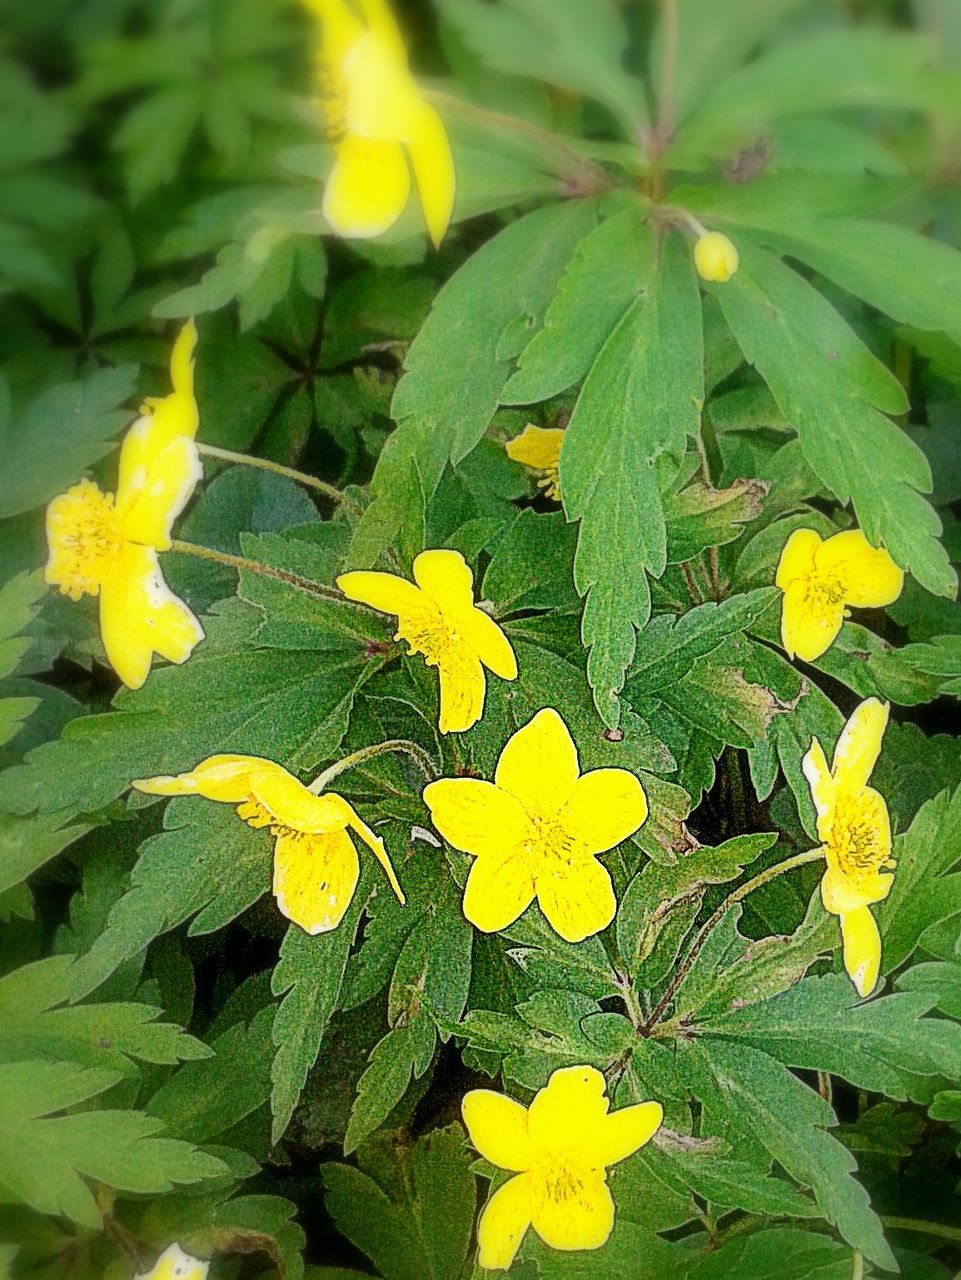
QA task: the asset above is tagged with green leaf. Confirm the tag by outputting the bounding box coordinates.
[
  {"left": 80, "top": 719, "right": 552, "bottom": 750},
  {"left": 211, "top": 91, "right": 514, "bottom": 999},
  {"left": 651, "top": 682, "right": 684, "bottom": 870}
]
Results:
[
  {"left": 0, "top": 572, "right": 45, "bottom": 680},
  {"left": 344, "top": 1019, "right": 435, "bottom": 1156},
  {"left": 270, "top": 901, "right": 364, "bottom": 1143},
  {"left": 685, "top": 1225, "right": 854, "bottom": 1280},
  {"left": 0, "top": 808, "right": 92, "bottom": 899},
  {"left": 561, "top": 227, "right": 704, "bottom": 723},
  {"left": 700, "top": 972, "right": 961, "bottom": 1101},
  {"left": 682, "top": 1038, "right": 895, "bottom": 1269},
  {"left": 665, "top": 478, "right": 768, "bottom": 564},
  {"left": 350, "top": 200, "right": 598, "bottom": 565},
  {"left": 715, "top": 240, "right": 955, "bottom": 598},
  {"left": 0, "top": 955, "right": 208, "bottom": 1074},
  {"left": 323, "top": 1125, "right": 475, "bottom": 1280},
  {"left": 0, "top": 1061, "right": 226, "bottom": 1228},
  {"left": 878, "top": 785, "right": 961, "bottom": 970},
  {"left": 0, "top": 364, "right": 138, "bottom": 518}
]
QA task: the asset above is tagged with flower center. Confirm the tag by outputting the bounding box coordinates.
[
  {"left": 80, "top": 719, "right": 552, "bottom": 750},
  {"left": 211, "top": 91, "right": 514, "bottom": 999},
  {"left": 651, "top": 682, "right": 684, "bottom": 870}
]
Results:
[
  {"left": 534, "top": 466, "right": 561, "bottom": 501},
  {"left": 525, "top": 814, "right": 578, "bottom": 875},
  {"left": 827, "top": 790, "right": 894, "bottom": 886},
  {"left": 45, "top": 479, "right": 123, "bottom": 600},
  {"left": 809, "top": 570, "right": 847, "bottom": 608}
]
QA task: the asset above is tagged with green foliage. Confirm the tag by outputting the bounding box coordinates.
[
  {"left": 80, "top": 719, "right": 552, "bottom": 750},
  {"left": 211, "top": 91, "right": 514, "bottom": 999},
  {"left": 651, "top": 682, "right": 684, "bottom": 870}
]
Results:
[{"left": 2, "top": 0, "right": 961, "bottom": 1277}]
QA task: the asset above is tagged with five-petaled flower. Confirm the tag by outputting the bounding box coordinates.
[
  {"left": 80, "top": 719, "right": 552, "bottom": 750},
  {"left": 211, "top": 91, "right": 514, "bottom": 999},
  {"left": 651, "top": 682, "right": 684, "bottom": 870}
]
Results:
[
  {"left": 135, "top": 1243, "right": 208, "bottom": 1280},
  {"left": 304, "top": 0, "right": 455, "bottom": 246},
  {"left": 44, "top": 320, "right": 204, "bottom": 689},
  {"left": 462, "top": 1065, "right": 662, "bottom": 1270},
  {"left": 777, "top": 527, "right": 904, "bottom": 663},
  {"left": 803, "top": 697, "right": 895, "bottom": 998},
  {"left": 693, "top": 230, "right": 739, "bottom": 282},
  {"left": 505, "top": 425, "right": 565, "bottom": 501},
  {"left": 132, "top": 755, "right": 405, "bottom": 934},
  {"left": 337, "top": 549, "right": 517, "bottom": 733},
  {"left": 423, "top": 707, "right": 647, "bottom": 941}
]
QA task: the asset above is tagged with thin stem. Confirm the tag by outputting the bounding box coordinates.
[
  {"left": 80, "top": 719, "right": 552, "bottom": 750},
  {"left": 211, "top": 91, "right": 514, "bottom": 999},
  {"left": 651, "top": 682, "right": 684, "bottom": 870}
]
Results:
[
  {"left": 638, "top": 848, "right": 825, "bottom": 1036},
  {"left": 309, "top": 739, "right": 439, "bottom": 794},
  {"left": 680, "top": 561, "right": 705, "bottom": 604},
  {"left": 197, "top": 443, "right": 364, "bottom": 518},
  {"left": 425, "top": 89, "right": 615, "bottom": 192},
  {"left": 652, "top": 0, "right": 678, "bottom": 157},
  {"left": 880, "top": 1216, "right": 961, "bottom": 1244},
  {"left": 851, "top": 1252, "right": 864, "bottom": 1280},
  {"left": 169, "top": 538, "right": 363, "bottom": 609},
  {"left": 818, "top": 1071, "right": 833, "bottom": 1104}
]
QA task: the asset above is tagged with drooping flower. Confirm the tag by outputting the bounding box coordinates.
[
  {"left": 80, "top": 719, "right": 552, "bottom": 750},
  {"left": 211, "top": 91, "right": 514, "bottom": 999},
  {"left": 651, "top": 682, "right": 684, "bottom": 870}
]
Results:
[
  {"left": 304, "top": 0, "right": 455, "bottom": 246},
  {"left": 337, "top": 549, "right": 517, "bottom": 733},
  {"left": 777, "top": 527, "right": 904, "bottom": 663},
  {"left": 135, "top": 1243, "right": 209, "bottom": 1280},
  {"left": 693, "top": 230, "right": 739, "bottom": 282},
  {"left": 802, "top": 697, "right": 895, "bottom": 997},
  {"left": 132, "top": 755, "right": 405, "bottom": 934},
  {"left": 44, "top": 321, "right": 204, "bottom": 689},
  {"left": 423, "top": 708, "right": 647, "bottom": 941},
  {"left": 462, "top": 1065, "right": 663, "bottom": 1270},
  {"left": 505, "top": 425, "right": 565, "bottom": 501}
]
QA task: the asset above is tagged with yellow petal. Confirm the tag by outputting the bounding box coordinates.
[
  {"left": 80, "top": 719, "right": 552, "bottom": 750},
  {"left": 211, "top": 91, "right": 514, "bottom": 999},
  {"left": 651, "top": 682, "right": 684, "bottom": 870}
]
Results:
[
  {"left": 345, "top": 806, "right": 406, "bottom": 904},
  {"left": 135, "top": 320, "right": 201, "bottom": 456},
  {"left": 355, "top": 0, "right": 406, "bottom": 56},
  {"left": 336, "top": 568, "right": 437, "bottom": 627},
  {"left": 412, "top": 549, "right": 476, "bottom": 613},
  {"left": 461, "top": 1089, "right": 533, "bottom": 1172},
  {"left": 775, "top": 528, "right": 821, "bottom": 590},
  {"left": 462, "top": 845, "right": 537, "bottom": 933},
  {"left": 528, "top": 1067, "right": 609, "bottom": 1153},
  {"left": 341, "top": 30, "right": 423, "bottom": 141},
  {"left": 99, "top": 545, "right": 203, "bottom": 688},
  {"left": 693, "top": 231, "right": 739, "bottom": 283},
  {"left": 131, "top": 754, "right": 264, "bottom": 801},
  {"left": 821, "top": 864, "right": 893, "bottom": 915},
  {"left": 437, "top": 646, "right": 487, "bottom": 733},
  {"left": 476, "top": 1173, "right": 534, "bottom": 1271},
  {"left": 495, "top": 708, "right": 580, "bottom": 820},
  {"left": 406, "top": 101, "right": 455, "bottom": 248},
  {"left": 505, "top": 425, "right": 566, "bottom": 472},
  {"left": 273, "top": 827, "right": 359, "bottom": 934},
  {"left": 815, "top": 529, "right": 904, "bottom": 609},
  {"left": 593, "top": 1100, "right": 664, "bottom": 1167},
  {"left": 322, "top": 135, "right": 411, "bottom": 240},
  {"left": 839, "top": 905, "right": 882, "bottom": 998},
  {"left": 455, "top": 608, "right": 518, "bottom": 681},
  {"left": 536, "top": 855, "right": 616, "bottom": 944},
  {"left": 557, "top": 768, "right": 648, "bottom": 855},
  {"left": 135, "top": 1243, "right": 209, "bottom": 1280},
  {"left": 802, "top": 737, "right": 835, "bottom": 839},
  {"left": 169, "top": 318, "right": 198, "bottom": 398},
  {"left": 780, "top": 578, "right": 845, "bottom": 662},
  {"left": 119, "top": 437, "right": 203, "bottom": 548},
  {"left": 530, "top": 1171, "right": 614, "bottom": 1253},
  {"left": 831, "top": 697, "right": 888, "bottom": 791},
  {"left": 422, "top": 778, "right": 532, "bottom": 860}
]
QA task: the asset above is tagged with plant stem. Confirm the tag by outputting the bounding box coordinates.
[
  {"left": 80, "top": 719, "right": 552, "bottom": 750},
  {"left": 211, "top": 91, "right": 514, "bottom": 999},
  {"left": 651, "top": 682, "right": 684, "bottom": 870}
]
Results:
[
  {"left": 851, "top": 1252, "right": 864, "bottom": 1280},
  {"left": 880, "top": 1216, "right": 961, "bottom": 1243},
  {"left": 637, "top": 848, "right": 825, "bottom": 1036},
  {"left": 309, "top": 739, "right": 439, "bottom": 793},
  {"left": 425, "top": 90, "right": 615, "bottom": 191},
  {"left": 169, "top": 538, "right": 357, "bottom": 607},
  {"left": 197, "top": 442, "right": 364, "bottom": 518},
  {"left": 680, "top": 561, "right": 705, "bottom": 603}
]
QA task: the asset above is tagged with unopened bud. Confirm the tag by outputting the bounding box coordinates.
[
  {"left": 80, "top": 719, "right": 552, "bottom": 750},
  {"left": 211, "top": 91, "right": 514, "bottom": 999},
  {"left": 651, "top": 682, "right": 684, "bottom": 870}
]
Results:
[{"left": 694, "top": 231, "right": 739, "bottom": 283}]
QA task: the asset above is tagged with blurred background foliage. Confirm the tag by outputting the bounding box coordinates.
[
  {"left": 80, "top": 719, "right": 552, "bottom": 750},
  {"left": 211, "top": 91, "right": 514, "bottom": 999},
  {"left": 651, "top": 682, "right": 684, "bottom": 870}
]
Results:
[{"left": 1, "top": 0, "right": 961, "bottom": 1277}]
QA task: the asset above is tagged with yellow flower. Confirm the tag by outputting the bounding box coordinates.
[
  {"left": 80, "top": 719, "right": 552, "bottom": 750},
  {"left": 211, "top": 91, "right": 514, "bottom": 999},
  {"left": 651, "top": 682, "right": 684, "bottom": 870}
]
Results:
[
  {"left": 132, "top": 755, "right": 405, "bottom": 935},
  {"left": 337, "top": 549, "right": 517, "bottom": 734},
  {"left": 135, "top": 1243, "right": 208, "bottom": 1280},
  {"left": 44, "top": 321, "right": 204, "bottom": 689},
  {"left": 462, "top": 1065, "right": 663, "bottom": 1270},
  {"left": 304, "top": 0, "right": 455, "bottom": 246},
  {"left": 803, "top": 697, "right": 895, "bottom": 998},
  {"left": 777, "top": 527, "right": 904, "bottom": 663},
  {"left": 693, "top": 230, "right": 739, "bottom": 283},
  {"left": 423, "top": 708, "right": 648, "bottom": 942},
  {"left": 505, "top": 425, "right": 565, "bottom": 501}
]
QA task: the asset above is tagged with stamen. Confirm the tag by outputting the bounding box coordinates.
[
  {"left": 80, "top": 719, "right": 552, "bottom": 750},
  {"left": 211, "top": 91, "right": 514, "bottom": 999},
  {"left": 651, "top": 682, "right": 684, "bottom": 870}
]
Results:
[{"left": 45, "top": 479, "right": 123, "bottom": 600}]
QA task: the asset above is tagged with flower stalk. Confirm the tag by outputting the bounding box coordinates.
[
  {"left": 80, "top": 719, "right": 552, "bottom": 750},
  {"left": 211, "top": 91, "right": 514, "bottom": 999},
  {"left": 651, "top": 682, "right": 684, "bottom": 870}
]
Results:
[
  {"left": 197, "top": 443, "right": 363, "bottom": 517},
  {"left": 309, "top": 739, "right": 439, "bottom": 793}
]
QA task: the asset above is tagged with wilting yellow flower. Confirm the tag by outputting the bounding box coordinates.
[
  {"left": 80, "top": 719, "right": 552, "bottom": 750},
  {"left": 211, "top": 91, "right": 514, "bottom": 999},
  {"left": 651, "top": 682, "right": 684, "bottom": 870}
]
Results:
[
  {"left": 423, "top": 708, "right": 647, "bottom": 941},
  {"left": 132, "top": 755, "right": 405, "bottom": 934},
  {"left": 505, "top": 425, "right": 565, "bottom": 501},
  {"left": 44, "top": 321, "right": 203, "bottom": 689},
  {"left": 337, "top": 549, "right": 517, "bottom": 733},
  {"left": 135, "top": 1243, "right": 208, "bottom": 1280},
  {"left": 803, "top": 697, "right": 895, "bottom": 997},
  {"left": 694, "top": 230, "right": 739, "bottom": 283},
  {"left": 304, "top": 0, "right": 455, "bottom": 246},
  {"left": 777, "top": 527, "right": 904, "bottom": 663},
  {"left": 462, "top": 1065, "right": 662, "bottom": 1270}
]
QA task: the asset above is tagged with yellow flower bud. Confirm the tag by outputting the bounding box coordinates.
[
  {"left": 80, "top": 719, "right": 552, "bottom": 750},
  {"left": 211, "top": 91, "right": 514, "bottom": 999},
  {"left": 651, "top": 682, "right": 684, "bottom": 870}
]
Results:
[{"left": 694, "top": 231, "right": 739, "bottom": 283}]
